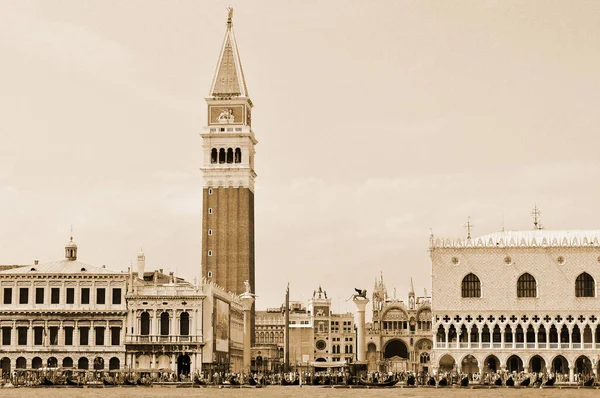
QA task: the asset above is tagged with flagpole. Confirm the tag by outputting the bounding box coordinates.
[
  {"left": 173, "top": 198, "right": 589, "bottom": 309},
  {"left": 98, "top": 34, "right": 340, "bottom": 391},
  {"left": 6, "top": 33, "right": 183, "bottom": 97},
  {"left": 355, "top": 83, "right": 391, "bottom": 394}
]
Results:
[{"left": 285, "top": 283, "right": 290, "bottom": 372}]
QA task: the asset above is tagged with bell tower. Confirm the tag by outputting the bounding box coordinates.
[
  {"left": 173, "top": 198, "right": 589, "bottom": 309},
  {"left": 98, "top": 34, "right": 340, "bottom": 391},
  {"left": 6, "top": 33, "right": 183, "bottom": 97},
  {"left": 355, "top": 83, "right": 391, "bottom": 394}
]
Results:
[{"left": 201, "top": 8, "right": 257, "bottom": 300}]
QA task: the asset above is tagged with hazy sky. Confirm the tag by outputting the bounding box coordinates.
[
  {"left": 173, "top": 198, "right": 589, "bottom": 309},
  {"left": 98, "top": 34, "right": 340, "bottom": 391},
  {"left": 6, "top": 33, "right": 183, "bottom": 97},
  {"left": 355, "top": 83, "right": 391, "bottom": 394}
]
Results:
[{"left": 1, "top": 1, "right": 600, "bottom": 314}]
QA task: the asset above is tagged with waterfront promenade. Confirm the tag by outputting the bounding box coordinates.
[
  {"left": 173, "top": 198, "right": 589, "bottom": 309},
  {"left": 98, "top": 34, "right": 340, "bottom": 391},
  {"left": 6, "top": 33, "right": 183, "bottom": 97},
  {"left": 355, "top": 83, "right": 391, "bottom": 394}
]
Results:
[{"left": 1, "top": 385, "right": 600, "bottom": 398}]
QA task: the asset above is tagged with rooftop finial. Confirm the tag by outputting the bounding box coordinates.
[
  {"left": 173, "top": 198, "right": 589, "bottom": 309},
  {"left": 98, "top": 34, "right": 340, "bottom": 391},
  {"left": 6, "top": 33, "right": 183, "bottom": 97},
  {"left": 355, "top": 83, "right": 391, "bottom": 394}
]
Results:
[
  {"left": 464, "top": 216, "right": 473, "bottom": 240},
  {"left": 226, "top": 6, "right": 233, "bottom": 27},
  {"left": 70, "top": 224, "right": 73, "bottom": 241},
  {"left": 531, "top": 204, "right": 543, "bottom": 230}
]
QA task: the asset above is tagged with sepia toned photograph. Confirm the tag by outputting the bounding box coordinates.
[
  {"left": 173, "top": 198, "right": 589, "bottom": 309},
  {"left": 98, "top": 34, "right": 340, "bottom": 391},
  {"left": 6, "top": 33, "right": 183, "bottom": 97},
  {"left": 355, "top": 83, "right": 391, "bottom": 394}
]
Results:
[{"left": 0, "top": 0, "right": 599, "bottom": 395}]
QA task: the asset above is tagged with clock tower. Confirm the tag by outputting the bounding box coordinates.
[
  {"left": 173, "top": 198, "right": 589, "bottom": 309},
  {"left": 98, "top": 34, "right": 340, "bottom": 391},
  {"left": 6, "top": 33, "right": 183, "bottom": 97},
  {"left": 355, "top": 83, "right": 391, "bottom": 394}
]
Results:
[{"left": 201, "top": 8, "right": 257, "bottom": 303}]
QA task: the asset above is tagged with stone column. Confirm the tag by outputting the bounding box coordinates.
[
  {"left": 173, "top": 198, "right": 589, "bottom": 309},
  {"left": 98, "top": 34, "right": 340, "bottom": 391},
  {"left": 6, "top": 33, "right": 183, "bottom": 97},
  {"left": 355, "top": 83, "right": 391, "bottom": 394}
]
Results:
[
  {"left": 239, "top": 292, "right": 255, "bottom": 374},
  {"left": 27, "top": 321, "right": 33, "bottom": 348},
  {"left": 569, "top": 366, "right": 574, "bottom": 383},
  {"left": 468, "top": 326, "right": 472, "bottom": 349},
  {"left": 59, "top": 321, "right": 64, "bottom": 346},
  {"left": 104, "top": 322, "right": 110, "bottom": 346},
  {"left": 352, "top": 298, "right": 370, "bottom": 362},
  {"left": 11, "top": 321, "right": 16, "bottom": 346},
  {"left": 171, "top": 311, "right": 178, "bottom": 341}
]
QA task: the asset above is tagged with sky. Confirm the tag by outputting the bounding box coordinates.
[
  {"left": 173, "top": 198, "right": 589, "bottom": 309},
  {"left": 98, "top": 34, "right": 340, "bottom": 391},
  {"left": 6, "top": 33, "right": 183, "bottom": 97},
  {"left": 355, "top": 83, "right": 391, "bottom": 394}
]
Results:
[{"left": 1, "top": 0, "right": 600, "bottom": 315}]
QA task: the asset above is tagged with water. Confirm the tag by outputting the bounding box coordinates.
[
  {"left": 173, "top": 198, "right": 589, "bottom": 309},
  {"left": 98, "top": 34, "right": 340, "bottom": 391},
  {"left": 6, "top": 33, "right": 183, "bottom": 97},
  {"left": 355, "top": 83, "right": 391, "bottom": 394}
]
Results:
[{"left": 1, "top": 386, "right": 598, "bottom": 398}]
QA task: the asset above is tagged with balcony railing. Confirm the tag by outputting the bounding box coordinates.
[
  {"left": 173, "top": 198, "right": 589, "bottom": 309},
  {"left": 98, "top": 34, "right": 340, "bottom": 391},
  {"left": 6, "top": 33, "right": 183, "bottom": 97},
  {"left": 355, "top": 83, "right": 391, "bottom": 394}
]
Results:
[{"left": 126, "top": 335, "right": 202, "bottom": 343}]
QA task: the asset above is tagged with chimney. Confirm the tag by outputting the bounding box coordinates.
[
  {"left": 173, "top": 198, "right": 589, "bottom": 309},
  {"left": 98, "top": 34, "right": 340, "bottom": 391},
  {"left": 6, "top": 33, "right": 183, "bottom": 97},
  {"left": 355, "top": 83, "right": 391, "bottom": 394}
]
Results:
[
  {"left": 34, "top": 260, "right": 39, "bottom": 265},
  {"left": 153, "top": 270, "right": 158, "bottom": 286},
  {"left": 137, "top": 249, "right": 146, "bottom": 279},
  {"left": 169, "top": 271, "right": 175, "bottom": 284}
]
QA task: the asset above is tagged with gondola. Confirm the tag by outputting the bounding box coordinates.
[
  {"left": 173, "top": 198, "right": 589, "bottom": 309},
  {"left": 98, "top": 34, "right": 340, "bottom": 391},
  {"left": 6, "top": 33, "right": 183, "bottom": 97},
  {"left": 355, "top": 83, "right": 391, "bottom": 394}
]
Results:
[
  {"left": 428, "top": 377, "right": 436, "bottom": 386},
  {"left": 124, "top": 378, "right": 136, "bottom": 385},
  {"left": 247, "top": 377, "right": 257, "bottom": 386},
  {"left": 494, "top": 378, "right": 503, "bottom": 386},
  {"left": 66, "top": 377, "right": 83, "bottom": 386},
  {"left": 438, "top": 378, "right": 448, "bottom": 386},
  {"left": 520, "top": 377, "right": 530, "bottom": 387},
  {"left": 460, "top": 377, "right": 469, "bottom": 387},
  {"left": 358, "top": 377, "right": 399, "bottom": 387},
  {"left": 40, "top": 377, "right": 54, "bottom": 386},
  {"left": 193, "top": 376, "right": 205, "bottom": 385},
  {"left": 506, "top": 377, "right": 515, "bottom": 387},
  {"left": 584, "top": 378, "right": 594, "bottom": 386},
  {"left": 544, "top": 378, "right": 555, "bottom": 386},
  {"left": 103, "top": 378, "right": 116, "bottom": 386},
  {"left": 407, "top": 375, "right": 416, "bottom": 386}
]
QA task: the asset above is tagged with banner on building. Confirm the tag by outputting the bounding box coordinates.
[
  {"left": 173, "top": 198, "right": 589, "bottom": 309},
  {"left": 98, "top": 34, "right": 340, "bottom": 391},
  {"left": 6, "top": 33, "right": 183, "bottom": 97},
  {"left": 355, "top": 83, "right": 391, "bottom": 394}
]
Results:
[{"left": 215, "top": 298, "right": 230, "bottom": 352}]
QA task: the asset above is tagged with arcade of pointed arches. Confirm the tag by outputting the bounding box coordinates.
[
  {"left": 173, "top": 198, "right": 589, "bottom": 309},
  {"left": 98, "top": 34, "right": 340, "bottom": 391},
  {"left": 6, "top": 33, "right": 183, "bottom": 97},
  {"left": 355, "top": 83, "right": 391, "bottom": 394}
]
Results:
[{"left": 435, "top": 352, "right": 595, "bottom": 375}]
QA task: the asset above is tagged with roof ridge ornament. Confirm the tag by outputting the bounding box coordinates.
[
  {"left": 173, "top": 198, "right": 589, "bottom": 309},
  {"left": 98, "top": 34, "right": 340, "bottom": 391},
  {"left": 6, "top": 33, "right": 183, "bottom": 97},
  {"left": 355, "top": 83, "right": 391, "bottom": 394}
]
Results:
[
  {"left": 227, "top": 6, "right": 233, "bottom": 27},
  {"left": 531, "top": 204, "right": 544, "bottom": 230}
]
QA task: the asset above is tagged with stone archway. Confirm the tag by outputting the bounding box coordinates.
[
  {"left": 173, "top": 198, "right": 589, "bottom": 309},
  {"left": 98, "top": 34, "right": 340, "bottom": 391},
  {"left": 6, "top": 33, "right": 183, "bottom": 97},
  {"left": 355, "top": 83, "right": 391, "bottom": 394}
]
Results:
[
  {"left": 551, "top": 355, "right": 568, "bottom": 374},
  {"left": 383, "top": 339, "right": 408, "bottom": 359},
  {"left": 1, "top": 357, "right": 10, "bottom": 377},
  {"left": 177, "top": 354, "right": 190, "bottom": 376},
  {"left": 461, "top": 354, "right": 478, "bottom": 375},
  {"left": 529, "top": 355, "right": 546, "bottom": 373},
  {"left": 575, "top": 355, "right": 592, "bottom": 376},
  {"left": 438, "top": 354, "right": 456, "bottom": 373},
  {"left": 506, "top": 355, "right": 523, "bottom": 373},
  {"left": 484, "top": 354, "right": 500, "bottom": 372}
]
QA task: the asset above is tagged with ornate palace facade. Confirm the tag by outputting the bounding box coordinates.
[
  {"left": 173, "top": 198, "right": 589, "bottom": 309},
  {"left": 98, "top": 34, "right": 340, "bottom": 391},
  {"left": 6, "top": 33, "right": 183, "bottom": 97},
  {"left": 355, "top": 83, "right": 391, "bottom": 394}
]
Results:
[
  {"left": 0, "top": 239, "right": 246, "bottom": 377},
  {"left": 366, "top": 274, "right": 433, "bottom": 374},
  {"left": 431, "top": 229, "right": 600, "bottom": 382}
]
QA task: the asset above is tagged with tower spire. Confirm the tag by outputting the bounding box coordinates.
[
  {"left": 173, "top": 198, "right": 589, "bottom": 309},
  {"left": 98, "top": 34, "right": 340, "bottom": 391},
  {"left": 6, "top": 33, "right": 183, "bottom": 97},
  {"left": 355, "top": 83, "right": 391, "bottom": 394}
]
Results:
[{"left": 209, "top": 7, "right": 248, "bottom": 98}]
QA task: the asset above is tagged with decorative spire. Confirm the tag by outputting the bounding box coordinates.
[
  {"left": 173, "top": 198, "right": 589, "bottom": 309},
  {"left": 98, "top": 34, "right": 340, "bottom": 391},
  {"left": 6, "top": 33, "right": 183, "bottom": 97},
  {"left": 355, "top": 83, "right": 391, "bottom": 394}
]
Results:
[
  {"left": 464, "top": 216, "right": 473, "bottom": 240},
  {"left": 531, "top": 204, "right": 544, "bottom": 230},
  {"left": 409, "top": 278, "right": 415, "bottom": 295},
  {"left": 65, "top": 233, "right": 77, "bottom": 261},
  {"left": 209, "top": 7, "right": 248, "bottom": 98}
]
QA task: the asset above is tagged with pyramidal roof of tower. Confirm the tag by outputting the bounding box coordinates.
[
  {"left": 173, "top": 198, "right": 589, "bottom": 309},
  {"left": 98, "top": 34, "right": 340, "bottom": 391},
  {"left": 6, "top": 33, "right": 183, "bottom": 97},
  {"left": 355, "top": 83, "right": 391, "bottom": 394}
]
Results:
[{"left": 209, "top": 8, "right": 248, "bottom": 98}]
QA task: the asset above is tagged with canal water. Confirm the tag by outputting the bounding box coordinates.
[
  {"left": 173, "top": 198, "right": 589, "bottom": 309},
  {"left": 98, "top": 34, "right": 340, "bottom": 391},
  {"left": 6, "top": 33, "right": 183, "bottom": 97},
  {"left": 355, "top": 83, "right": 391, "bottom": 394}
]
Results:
[{"left": 1, "top": 386, "right": 599, "bottom": 397}]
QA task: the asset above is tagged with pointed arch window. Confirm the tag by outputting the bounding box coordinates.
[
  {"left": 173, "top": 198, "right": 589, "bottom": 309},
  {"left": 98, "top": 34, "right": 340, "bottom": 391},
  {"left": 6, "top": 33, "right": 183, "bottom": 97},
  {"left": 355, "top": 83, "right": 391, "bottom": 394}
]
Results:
[
  {"left": 234, "top": 148, "right": 241, "bottom": 163},
  {"left": 226, "top": 148, "right": 233, "bottom": 163},
  {"left": 211, "top": 148, "right": 218, "bottom": 164},
  {"left": 219, "top": 148, "right": 225, "bottom": 163},
  {"left": 517, "top": 273, "right": 537, "bottom": 298},
  {"left": 576, "top": 272, "right": 595, "bottom": 297},
  {"left": 461, "top": 273, "right": 481, "bottom": 298}
]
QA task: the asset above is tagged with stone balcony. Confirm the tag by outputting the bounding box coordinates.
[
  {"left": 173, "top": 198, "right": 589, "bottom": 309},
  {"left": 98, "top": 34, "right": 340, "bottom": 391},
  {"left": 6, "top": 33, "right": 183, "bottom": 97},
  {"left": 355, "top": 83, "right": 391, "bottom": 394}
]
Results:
[{"left": 126, "top": 334, "right": 203, "bottom": 344}]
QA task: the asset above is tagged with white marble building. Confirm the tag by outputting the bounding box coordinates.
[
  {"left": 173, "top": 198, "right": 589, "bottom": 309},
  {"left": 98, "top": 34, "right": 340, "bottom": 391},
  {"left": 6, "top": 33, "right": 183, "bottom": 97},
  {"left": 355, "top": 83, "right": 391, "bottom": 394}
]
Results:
[{"left": 431, "top": 229, "right": 600, "bottom": 382}]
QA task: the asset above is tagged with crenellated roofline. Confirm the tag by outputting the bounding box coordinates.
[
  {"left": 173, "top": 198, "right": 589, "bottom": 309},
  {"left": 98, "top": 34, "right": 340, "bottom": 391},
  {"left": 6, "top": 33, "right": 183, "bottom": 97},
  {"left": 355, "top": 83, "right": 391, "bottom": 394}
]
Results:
[{"left": 430, "top": 229, "right": 600, "bottom": 249}]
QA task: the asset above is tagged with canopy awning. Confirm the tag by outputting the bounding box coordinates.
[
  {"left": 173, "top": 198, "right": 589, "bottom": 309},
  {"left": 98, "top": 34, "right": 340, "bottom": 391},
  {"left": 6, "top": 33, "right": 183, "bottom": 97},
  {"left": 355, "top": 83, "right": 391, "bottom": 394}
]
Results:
[{"left": 310, "top": 361, "right": 347, "bottom": 368}]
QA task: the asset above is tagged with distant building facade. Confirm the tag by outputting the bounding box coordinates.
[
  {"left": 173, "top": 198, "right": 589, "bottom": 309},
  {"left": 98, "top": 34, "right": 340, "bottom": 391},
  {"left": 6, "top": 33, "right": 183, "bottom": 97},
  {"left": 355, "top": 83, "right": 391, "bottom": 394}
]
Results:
[
  {"left": 431, "top": 229, "right": 600, "bottom": 382},
  {"left": 366, "top": 274, "right": 433, "bottom": 374},
  {"left": 0, "top": 238, "right": 127, "bottom": 377},
  {"left": 252, "top": 286, "right": 355, "bottom": 372},
  {"left": 0, "top": 239, "right": 247, "bottom": 378}
]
